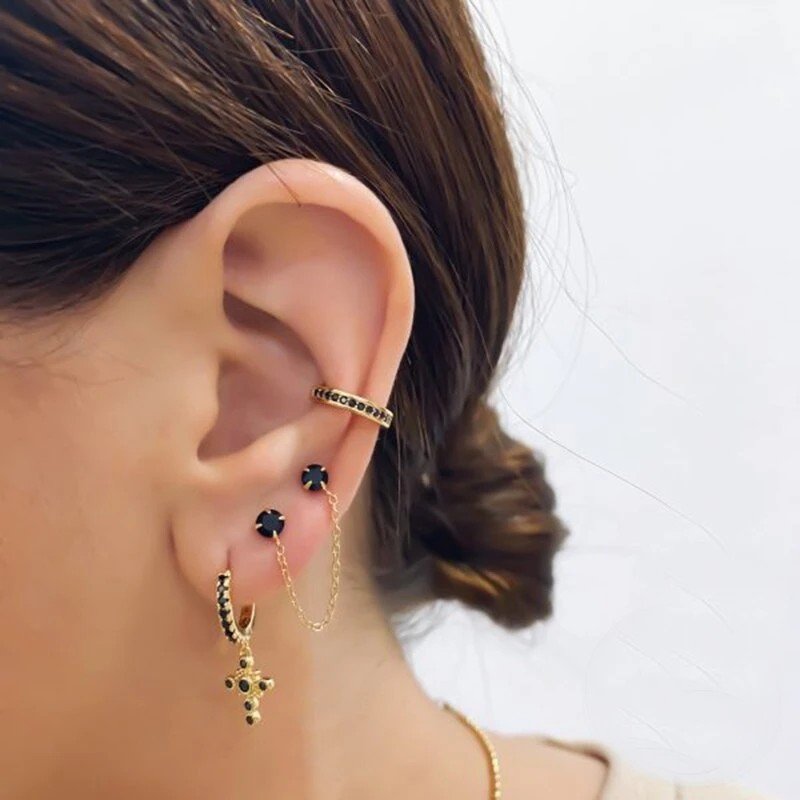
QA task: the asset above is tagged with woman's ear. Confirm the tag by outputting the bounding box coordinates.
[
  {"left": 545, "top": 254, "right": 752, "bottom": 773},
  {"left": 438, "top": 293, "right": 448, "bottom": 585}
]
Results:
[{"left": 166, "top": 159, "right": 414, "bottom": 605}]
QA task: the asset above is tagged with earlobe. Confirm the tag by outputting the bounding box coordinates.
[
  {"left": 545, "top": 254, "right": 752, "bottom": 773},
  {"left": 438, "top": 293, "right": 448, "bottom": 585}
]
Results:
[{"left": 169, "top": 159, "right": 414, "bottom": 611}]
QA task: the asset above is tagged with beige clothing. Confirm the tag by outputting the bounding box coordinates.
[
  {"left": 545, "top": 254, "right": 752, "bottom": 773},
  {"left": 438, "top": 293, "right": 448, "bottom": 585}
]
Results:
[{"left": 543, "top": 737, "right": 772, "bottom": 800}]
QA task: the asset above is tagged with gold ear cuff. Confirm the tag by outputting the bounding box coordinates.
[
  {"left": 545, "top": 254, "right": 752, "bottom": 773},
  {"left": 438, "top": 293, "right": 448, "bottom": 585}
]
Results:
[{"left": 311, "top": 385, "right": 393, "bottom": 429}]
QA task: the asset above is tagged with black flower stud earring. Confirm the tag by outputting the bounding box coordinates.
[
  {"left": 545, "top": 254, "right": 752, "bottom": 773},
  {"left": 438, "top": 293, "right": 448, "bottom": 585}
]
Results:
[
  {"left": 301, "top": 463, "right": 329, "bottom": 491},
  {"left": 254, "top": 508, "right": 285, "bottom": 538}
]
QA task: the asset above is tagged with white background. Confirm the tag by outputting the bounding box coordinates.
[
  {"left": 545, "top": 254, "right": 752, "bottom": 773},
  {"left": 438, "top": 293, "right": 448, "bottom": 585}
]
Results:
[{"left": 403, "top": 2, "right": 799, "bottom": 798}]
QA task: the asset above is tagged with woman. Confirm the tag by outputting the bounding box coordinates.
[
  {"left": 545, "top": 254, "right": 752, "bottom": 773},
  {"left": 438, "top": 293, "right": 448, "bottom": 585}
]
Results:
[{"left": 0, "top": 2, "right": 768, "bottom": 798}]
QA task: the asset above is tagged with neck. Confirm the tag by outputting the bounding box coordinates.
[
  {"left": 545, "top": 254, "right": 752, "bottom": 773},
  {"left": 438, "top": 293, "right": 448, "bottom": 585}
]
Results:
[{"left": 14, "top": 530, "right": 492, "bottom": 800}]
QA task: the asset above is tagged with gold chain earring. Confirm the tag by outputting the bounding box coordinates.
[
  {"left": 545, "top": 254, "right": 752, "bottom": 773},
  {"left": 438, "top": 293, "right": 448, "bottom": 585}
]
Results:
[
  {"left": 255, "top": 464, "right": 342, "bottom": 632},
  {"left": 215, "top": 570, "right": 275, "bottom": 725},
  {"left": 251, "top": 384, "right": 392, "bottom": 633}
]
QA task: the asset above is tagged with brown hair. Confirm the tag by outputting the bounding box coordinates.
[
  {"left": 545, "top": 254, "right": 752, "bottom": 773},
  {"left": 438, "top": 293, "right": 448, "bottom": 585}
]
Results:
[{"left": 0, "top": 1, "right": 566, "bottom": 627}]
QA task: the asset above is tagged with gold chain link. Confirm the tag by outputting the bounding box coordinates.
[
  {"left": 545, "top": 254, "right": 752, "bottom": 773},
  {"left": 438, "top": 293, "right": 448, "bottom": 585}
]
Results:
[
  {"left": 272, "top": 487, "right": 342, "bottom": 632},
  {"left": 443, "top": 702, "right": 502, "bottom": 799}
]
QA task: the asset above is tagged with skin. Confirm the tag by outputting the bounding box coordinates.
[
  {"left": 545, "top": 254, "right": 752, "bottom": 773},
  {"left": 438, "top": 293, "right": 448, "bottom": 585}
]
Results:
[{"left": 0, "top": 159, "right": 607, "bottom": 799}]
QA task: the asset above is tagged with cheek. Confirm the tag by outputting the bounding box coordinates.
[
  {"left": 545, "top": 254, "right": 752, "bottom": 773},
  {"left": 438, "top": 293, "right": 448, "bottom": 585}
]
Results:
[{"left": 0, "top": 353, "right": 171, "bottom": 699}]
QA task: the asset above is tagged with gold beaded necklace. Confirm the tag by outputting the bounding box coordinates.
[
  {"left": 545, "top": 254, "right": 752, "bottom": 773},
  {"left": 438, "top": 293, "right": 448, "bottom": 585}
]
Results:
[{"left": 442, "top": 702, "right": 502, "bottom": 799}]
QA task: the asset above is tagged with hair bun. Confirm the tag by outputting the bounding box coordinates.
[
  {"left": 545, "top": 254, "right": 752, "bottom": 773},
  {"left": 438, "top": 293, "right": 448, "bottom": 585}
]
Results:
[{"left": 410, "top": 399, "right": 567, "bottom": 628}]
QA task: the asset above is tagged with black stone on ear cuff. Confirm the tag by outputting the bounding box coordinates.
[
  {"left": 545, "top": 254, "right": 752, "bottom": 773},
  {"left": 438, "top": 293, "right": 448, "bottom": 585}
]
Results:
[
  {"left": 301, "top": 463, "right": 328, "bottom": 491},
  {"left": 255, "top": 508, "right": 285, "bottom": 538}
]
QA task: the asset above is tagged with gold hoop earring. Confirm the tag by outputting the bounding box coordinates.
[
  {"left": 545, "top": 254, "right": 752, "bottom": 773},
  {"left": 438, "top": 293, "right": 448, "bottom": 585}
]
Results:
[
  {"left": 216, "top": 570, "right": 275, "bottom": 725},
  {"left": 311, "top": 385, "right": 394, "bottom": 429},
  {"left": 254, "top": 463, "right": 342, "bottom": 633}
]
